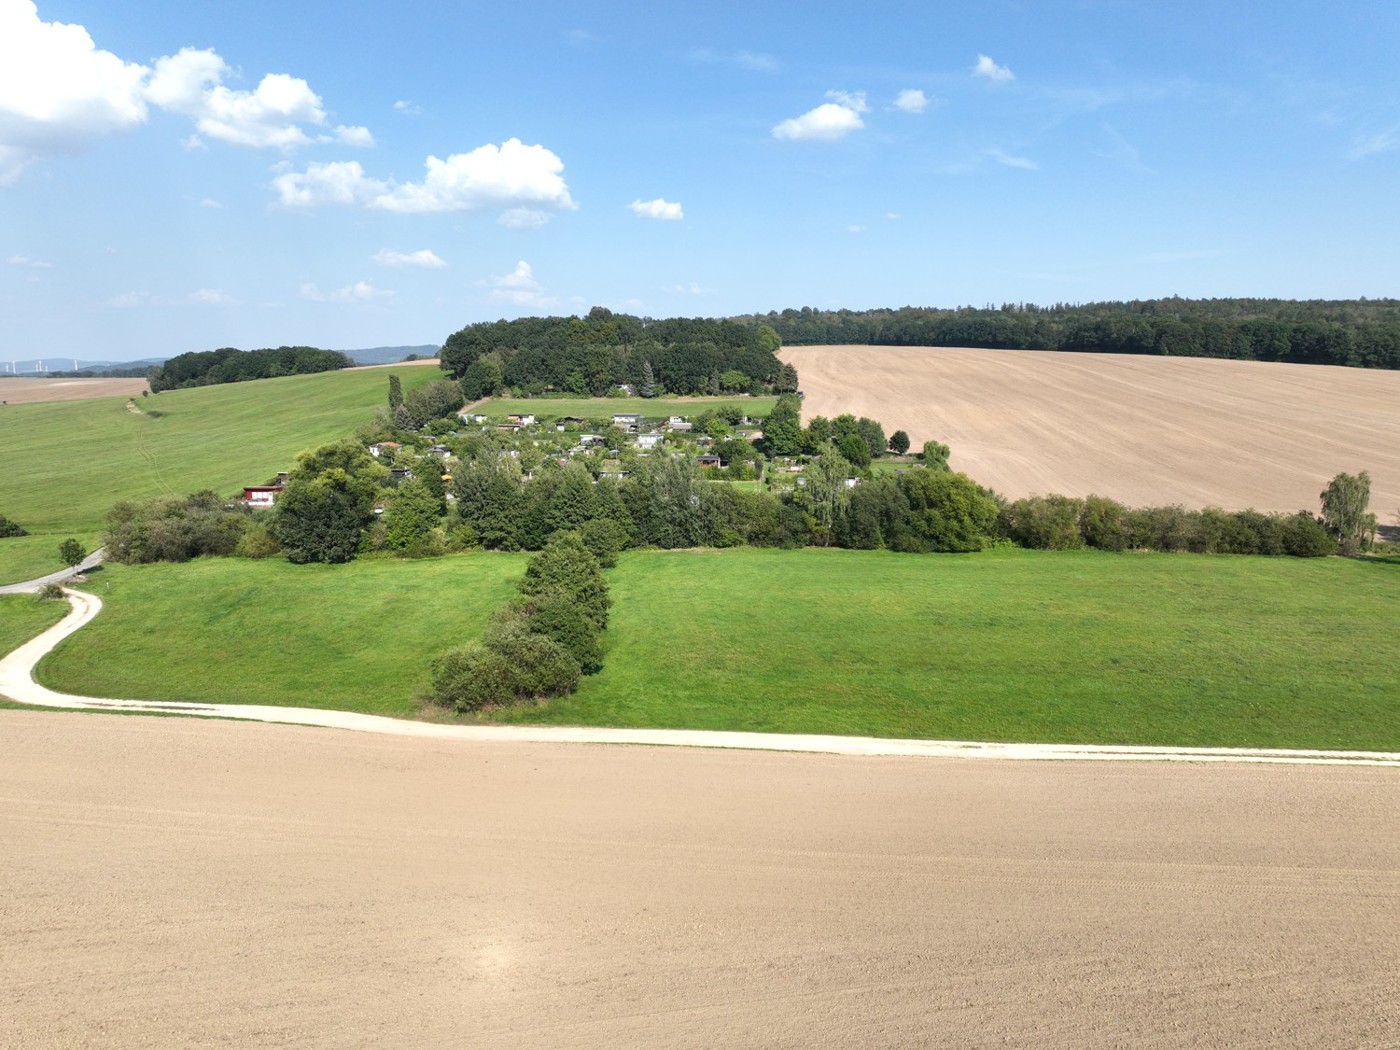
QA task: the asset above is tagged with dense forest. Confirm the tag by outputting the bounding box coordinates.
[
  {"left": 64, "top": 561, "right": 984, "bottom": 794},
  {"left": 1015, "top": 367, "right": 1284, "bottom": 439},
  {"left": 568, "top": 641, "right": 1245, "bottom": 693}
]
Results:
[
  {"left": 440, "top": 307, "right": 794, "bottom": 397},
  {"left": 149, "top": 346, "right": 352, "bottom": 391},
  {"left": 738, "top": 298, "right": 1400, "bottom": 369}
]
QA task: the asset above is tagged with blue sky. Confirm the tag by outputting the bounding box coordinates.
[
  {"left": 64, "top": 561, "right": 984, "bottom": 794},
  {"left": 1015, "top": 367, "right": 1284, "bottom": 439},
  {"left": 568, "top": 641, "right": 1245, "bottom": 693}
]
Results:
[{"left": 3, "top": 0, "right": 1399, "bottom": 362}]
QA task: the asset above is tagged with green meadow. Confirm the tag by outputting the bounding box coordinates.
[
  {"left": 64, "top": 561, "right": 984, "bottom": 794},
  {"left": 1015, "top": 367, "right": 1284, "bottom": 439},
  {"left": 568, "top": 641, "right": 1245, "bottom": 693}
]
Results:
[
  {"left": 34, "top": 547, "right": 1400, "bottom": 750},
  {"left": 468, "top": 395, "right": 775, "bottom": 421},
  {"left": 0, "top": 365, "right": 444, "bottom": 539},
  {"left": 0, "top": 533, "right": 102, "bottom": 584},
  {"left": 0, "top": 594, "right": 67, "bottom": 660},
  {"left": 36, "top": 554, "right": 527, "bottom": 714}
]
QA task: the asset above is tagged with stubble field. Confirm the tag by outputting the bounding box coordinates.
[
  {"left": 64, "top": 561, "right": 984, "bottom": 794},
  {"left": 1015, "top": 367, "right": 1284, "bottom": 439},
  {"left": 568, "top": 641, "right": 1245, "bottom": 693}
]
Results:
[
  {"left": 780, "top": 345, "right": 1400, "bottom": 513},
  {"left": 3, "top": 710, "right": 1397, "bottom": 1049}
]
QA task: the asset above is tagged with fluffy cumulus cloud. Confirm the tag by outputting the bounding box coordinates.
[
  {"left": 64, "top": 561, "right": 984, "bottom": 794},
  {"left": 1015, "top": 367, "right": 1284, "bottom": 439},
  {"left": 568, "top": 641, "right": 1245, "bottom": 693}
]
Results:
[
  {"left": 373, "top": 248, "right": 447, "bottom": 269},
  {"left": 772, "top": 91, "right": 868, "bottom": 141},
  {"left": 893, "top": 89, "right": 928, "bottom": 114},
  {"left": 488, "top": 260, "right": 553, "bottom": 307},
  {"left": 146, "top": 48, "right": 371, "bottom": 150},
  {"left": 0, "top": 4, "right": 369, "bottom": 184},
  {"left": 973, "top": 54, "right": 1015, "bottom": 82},
  {"left": 273, "top": 138, "right": 576, "bottom": 221},
  {"left": 188, "top": 287, "right": 235, "bottom": 304},
  {"left": 629, "top": 197, "right": 683, "bottom": 220},
  {"left": 0, "top": 0, "right": 149, "bottom": 183},
  {"left": 300, "top": 280, "right": 392, "bottom": 303}
]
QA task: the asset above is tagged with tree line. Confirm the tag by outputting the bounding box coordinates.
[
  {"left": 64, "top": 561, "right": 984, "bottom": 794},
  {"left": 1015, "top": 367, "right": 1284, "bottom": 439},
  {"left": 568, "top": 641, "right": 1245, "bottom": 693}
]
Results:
[
  {"left": 149, "top": 346, "right": 353, "bottom": 391},
  {"left": 736, "top": 298, "right": 1400, "bottom": 370},
  {"left": 441, "top": 306, "right": 794, "bottom": 398}
]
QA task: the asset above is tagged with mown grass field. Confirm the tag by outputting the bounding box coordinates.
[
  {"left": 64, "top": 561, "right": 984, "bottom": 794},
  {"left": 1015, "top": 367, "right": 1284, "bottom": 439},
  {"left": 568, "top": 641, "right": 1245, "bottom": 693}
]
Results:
[
  {"left": 494, "top": 547, "right": 1400, "bottom": 750},
  {"left": 30, "top": 547, "right": 1400, "bottom": 749},
  {"left": 468, "top": 395, "right": 775, "bottom": 421},
  {"left": 0, "top": 365, "right": 445, "bottom": 539},
  {"left": 0, "top": 594, "right": 67, "bottom": 659},
  {"left": 36, "top": 554, "right": 527, "bottom": 715},
  {"left": 0, "top": 533, "right": 102, "bottom": 584}
]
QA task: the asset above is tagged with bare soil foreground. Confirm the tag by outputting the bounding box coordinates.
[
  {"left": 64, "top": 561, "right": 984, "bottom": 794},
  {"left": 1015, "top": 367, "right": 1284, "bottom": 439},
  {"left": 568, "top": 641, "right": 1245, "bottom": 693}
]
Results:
[
  {"left": 0, "top": 376, "right": 150, "bottom": 404},
  {"left": 780, "top": 345, "right": 1400, "bottom": 512},
  {"left": 3, "top": 710, "right": 1396, "bottom": 1048}
]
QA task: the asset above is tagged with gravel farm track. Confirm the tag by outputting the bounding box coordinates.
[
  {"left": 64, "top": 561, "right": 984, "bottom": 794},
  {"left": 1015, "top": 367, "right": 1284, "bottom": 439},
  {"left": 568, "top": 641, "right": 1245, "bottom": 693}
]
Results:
[{"left": 780, "top": 344, "right": 1400, "bottom": 514}]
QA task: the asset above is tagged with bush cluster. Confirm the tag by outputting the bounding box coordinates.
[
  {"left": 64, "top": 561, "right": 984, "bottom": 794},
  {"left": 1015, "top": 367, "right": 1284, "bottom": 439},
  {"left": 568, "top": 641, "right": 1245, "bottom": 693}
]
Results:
[
  {"left": 0, "top": 513, "right": 28, "bottom": 538},
  {"left": 1000, "top": 495, "right": 1336, "bottom": 556},
  {"left": 424, "top": 531, "right": 610, "bottom": 712},
  {"left": 104, "top": 491, "right": 252, "bottom": 564}
]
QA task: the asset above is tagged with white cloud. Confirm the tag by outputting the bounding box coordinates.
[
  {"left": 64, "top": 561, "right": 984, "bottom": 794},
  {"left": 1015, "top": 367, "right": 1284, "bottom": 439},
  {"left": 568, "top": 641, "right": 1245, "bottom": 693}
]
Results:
[
  {"left": 0, "top": 8, "right": 370, "bottom": 184},
  {"left": 392, "top": 99, "right": 420, "bottom": 114},
  {"left": 373, "top": 248, "right": 447, "bottom": 269},
  {"left": 1351, "top": 125, "right": 1400, "bottom": 161},
  {"left": 106, "top": 291, "right": 155, "bottom": 308},
  {"left": 300, "top": 281, "right": 392, "bottom": 303},
  {"left": 772, "top": 91, "right": 868, "bottom": 141},
  {"left": 973, "top": 54, "right": 1015, "bottom": 82},
  {"left": 498, "top": 207, "right": 551, "bottom": 229},
  {"left": 629, "top": 197, "right": 683, "bottom": 221},
  {"left": 885, "top": 212, "right": 899, "bottom": 220},
  {"left": 7, "top": 254, "right": 52, "bottom": 267},
  {"left": 188, "top": 288, "right": 234, "bottom": 304},
  {"left": 688, "top": 48, "right": 779, "bottom": 73},
  {"left": 274, "top": 138, "right": 575, "bottom": 219},
  {"left": 893, "top": 89, "right": 927, "bottom": 114},
  {"left": 488, "top": 260, "right": 553, "bottom": 307},
  {"left": 0, "top": 0, "right": 150, "bottom": 183},
  {"left": 847, "top": 225, "right": 866, "bottom": 234},
  {"left": 146, "top": 47, "right": 373, "bottom": 151},
  {"left": 986, "top": 147, "right": 1039, "bottom": 170},
  {"left": 273, "top": 160, "right": 383, "bottom": 206},
  {"left": 200, "top": 197, "right": 223, "bottom": 208},
  {"left": 670, "top": 282, "right": 716, "bottom": 295}
]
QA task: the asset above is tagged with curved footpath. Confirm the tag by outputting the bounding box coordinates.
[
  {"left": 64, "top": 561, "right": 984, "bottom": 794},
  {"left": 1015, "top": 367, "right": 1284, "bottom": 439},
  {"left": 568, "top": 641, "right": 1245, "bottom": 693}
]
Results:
[
  {"left": 0, "top": 547, "right": 105, "bottom": 594},
  {"left": 3, "top": 585, "right": 1399, "bottom": 767}
]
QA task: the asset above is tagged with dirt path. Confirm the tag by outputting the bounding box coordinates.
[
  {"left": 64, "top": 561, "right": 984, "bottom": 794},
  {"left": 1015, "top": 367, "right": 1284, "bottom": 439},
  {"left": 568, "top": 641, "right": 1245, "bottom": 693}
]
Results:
[
  {"left": 2, "top": 709, "right": 1397, "bottom": 1048},
  {"left": 780, "top": 345, "right": 1400, "bottom": 512}
]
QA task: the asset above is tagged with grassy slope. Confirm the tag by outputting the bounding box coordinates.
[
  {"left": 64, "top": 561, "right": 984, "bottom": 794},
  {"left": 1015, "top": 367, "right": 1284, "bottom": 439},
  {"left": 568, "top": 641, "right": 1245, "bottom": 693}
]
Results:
[
  {"left": 492, "top": 547, "right": 1400, "bottom": 750},
  {"left": 470, "top": 395, "right": 776, "bottom": 420},
  {"left": 0, "top": 366, "right": 444, "bottom": 538},
  {"left": 36, "top": 554, "right": 527, "bottom": 715},
  {"left": 29, "top": 546, "right": 1400, "bottom": 750},
  {"left": 0, "top": 594, "right": 67, "bottom": 659},
  {"left": 0, "top": 532, "right": 102, "bottom": 583}
]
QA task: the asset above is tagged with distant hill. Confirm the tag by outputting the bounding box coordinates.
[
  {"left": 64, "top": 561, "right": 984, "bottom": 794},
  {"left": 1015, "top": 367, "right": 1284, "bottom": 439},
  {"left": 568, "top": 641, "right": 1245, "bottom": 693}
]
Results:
[
  {"left": 340, "top": 345, "right": 440, "bottom": 365},
  {"left": 3, "top": 357, "right": 167, "bottom": 377}
]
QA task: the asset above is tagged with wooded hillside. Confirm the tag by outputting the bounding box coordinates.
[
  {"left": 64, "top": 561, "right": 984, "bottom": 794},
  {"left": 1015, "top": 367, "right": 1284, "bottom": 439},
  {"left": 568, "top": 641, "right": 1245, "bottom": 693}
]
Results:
[
  {"left": 441, "top": 307, "right": 791, "bottom": 397},
  {"left": 743, "top": 298, "right": 1400, "bottom": 369}
]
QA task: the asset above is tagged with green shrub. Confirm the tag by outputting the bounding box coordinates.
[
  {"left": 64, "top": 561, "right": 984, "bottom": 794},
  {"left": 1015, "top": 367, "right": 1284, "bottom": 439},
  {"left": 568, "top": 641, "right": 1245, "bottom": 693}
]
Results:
[
  {"left": 0, "top": 513, "right": 28, "bottom": 538},
  {"left": 426, "top": 627, "right": 579, "bottom": 712},
  {"left": 526, "top": 596, "right": 603, "bottom": 674}
]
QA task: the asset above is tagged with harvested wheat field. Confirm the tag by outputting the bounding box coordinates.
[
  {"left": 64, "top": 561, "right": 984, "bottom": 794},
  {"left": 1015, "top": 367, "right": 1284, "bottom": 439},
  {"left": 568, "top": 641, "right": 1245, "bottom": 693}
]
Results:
[
  {"left": 0, "top": 376, "right": 150, "bottom": 404},
  {"left": 781, "top": 345, "right": 1400, "bottom": 513},
  {"left": 3, "top": 709, "right": 1398, "bottom": 1048}
]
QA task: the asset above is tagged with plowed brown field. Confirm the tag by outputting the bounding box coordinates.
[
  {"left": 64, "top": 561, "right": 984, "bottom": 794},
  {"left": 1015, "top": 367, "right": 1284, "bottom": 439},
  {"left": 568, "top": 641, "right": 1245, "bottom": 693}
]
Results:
[
  {"left": 780, "top": 345, "right": 1400, "bottom": 513},
  {"left": 0, "top": 376, "right": 150, "bottom": 403},
  {"left": 3, "top": 711, "right": 1398, "bottom": 1048}
]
